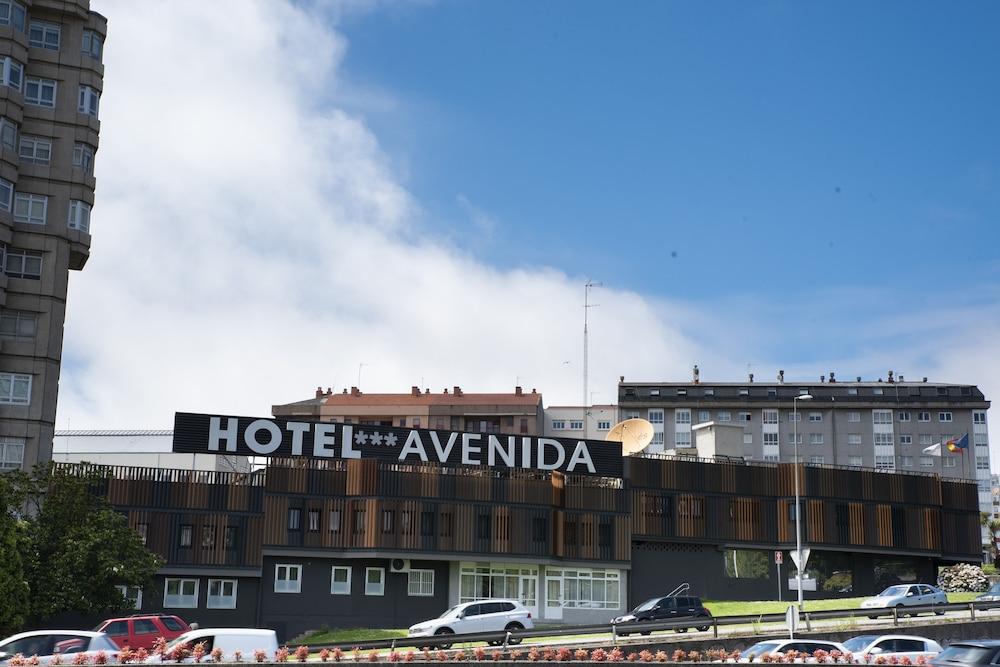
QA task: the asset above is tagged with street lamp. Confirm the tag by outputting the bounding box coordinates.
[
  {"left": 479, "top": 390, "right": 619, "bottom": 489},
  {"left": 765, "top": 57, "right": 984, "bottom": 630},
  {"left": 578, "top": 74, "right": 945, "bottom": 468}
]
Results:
[{"left": 792, "top": 393, "right": 813, "bottom": 610}]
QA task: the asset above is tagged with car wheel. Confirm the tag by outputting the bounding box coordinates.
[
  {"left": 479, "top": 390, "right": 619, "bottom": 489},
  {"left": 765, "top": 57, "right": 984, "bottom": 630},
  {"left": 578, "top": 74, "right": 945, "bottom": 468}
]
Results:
[
  {"left": 505, "top": 622, "right": 524, "bottom": 645},
  {"left": 674, "top": 627, "right": 688, "bottom": 634},
  {"left": 433, "top": 628, "right": 454, "bottom": 650},
  {"left": 895, "top": 603, "right": 908, "bottom": 617},
  {"left": 935, "top": 603, "right": 946, "bottom": 616}
]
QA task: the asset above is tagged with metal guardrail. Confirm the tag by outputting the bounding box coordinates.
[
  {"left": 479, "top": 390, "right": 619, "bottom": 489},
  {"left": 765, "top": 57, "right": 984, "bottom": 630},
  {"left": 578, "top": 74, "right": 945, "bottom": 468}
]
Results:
[{"left": 289, "top": 600, "right": 1000, "bottom": 652}]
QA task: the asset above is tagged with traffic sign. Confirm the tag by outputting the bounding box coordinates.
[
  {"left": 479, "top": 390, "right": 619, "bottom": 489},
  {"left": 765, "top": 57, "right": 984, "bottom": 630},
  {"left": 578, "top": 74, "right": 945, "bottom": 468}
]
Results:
[
  {"left": 775, "top": 550, "right": 783, "bottom": 565},
  {"left": 790, "top": 547, "right": 811, "bottom": 570},
  {"left": 785, "top": 605, "right": 798, "bottom": 637}
]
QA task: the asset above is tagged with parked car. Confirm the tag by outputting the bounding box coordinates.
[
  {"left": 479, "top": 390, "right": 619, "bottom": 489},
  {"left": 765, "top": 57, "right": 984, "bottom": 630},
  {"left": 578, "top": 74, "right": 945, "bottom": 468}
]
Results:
[
  {"left": 975, "top": 583, "right": 1000, "bottom": 602},
  {"left": 612, "top": 596, "right": 713, "bottom": 635},
  {"left": 407, "top": 599, "right": 534, "bottom": 649},
  {"left": 860, "top": 584, "right": 948, "bottom": 618},
  {"left": 931, "top": 641, "right": 1000, "bottom": 666},
  {"left": 0, "top": 631, "right": 119, "bottom": 664},
  {"left": 739, "top": 639, "right": 846, "bottom": 662},
  {"left": 95, "top": 614, "right": 191, "bottom": 649},
  {"left": 842, "top": 635, "right": 942, "bottom": 661},
  {"left": 144, "top": 629, "right": 278, "bottom": 663}
]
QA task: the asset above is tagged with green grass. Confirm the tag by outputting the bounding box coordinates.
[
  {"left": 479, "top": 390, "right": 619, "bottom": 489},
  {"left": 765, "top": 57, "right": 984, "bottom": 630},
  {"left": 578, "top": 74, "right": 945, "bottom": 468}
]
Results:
[
  {"left": 292, "top": 628, "right": 408, "bottom": 645},
  {"left": 704, "top": 592, "right": 979, "bottom": 617}
]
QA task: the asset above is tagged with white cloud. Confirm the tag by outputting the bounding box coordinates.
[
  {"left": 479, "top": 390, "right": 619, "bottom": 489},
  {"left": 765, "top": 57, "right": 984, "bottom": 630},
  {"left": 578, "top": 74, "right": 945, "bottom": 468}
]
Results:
[{"left": 63, "top": 1, "right": 1000, "bottom": 465}]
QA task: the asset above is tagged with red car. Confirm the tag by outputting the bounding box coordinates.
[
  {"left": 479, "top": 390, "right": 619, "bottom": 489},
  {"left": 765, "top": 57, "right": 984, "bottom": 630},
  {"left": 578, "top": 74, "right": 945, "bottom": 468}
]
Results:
[{"left": 94, "top": 615, "right": 190, "bottom": 650}]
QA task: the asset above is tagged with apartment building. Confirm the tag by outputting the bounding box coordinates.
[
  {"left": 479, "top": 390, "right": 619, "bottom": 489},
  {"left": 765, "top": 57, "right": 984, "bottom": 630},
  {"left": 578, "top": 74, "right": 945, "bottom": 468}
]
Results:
[
  {"left": 543, "top": 404, "right": 618, "bottom": 439},
  {"left": 272, "top": 385, "right": 545, "bottom": 436},
  {"left": 618, "top": 371, "right": 992, "bottom": 511},
  {"left": 0, "top": 0, "right": 106, "bottom": 470}
]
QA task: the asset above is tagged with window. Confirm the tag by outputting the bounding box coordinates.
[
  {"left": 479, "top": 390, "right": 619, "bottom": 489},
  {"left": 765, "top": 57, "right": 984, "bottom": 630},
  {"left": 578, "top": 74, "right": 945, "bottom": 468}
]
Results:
[
  {"left": 179, "top": 524, "right": 192, "bottom": 547},
  {"left": 78, "top": 85, "right": 99, "bottom": 117},
  {"left": 381, "top": 509, "right": 394, "bottom": 533},
  {"left": 28, "top": 21, "right": 59, "bottom": 50},
  {"left": 763, "top": 432, "right": 778, "bottom": 446},
  {"left": 329, "top": 509, "right": 341, "bottom": 532},
  {"left": 532, "top": 516, "right": 547, "bottom": 542},
  {"left": 919, "top": 434, "right": 933, "bottom": 446},
  {"left": 412, "top": 418, "right": 421, "bottom": 427},
  {"left": 115, "top": 585, "right": 142, "bottom": 610},
  {"left": 0, "top": 177, "right": 11, "bottom": 211},
  {"left": 975, "top": 433, "right": 988, "bottom": 446},
  {"left": 919, "top": 456, "right": 935, "bottom": 467},
  {"left": 704, "top": 388, "right": 715, "bottom": 397},
  {"left": 723, "top": 550, "right": 770, "bottom": 579},
  {"left": 873, "top": 410, "right": 893, "bottom": 425},
  {"left": 134, "top": 522, "right": 148, "bottom": 545},
  {"left": 420, "top": 511, "right": 434, "bottom": 536},
  {"left": 0, "top": 117, "right": 15, "bottom": 151},
  {"left": 0, "top": 437, "right": 24, "bottom": 469},
  {"left": 768, "top": 388, "right": 777, "bottom": 397},
  {"left": 674, "top": 388, "right": 684, "bottom": 396},
  {"left": 459, "top": 563, "right": 539, "bottom": 607},
  {"left": 365, "top": 567, "right": 385, "bottom": 596},
  {"left": 650, "top": 431, "right": 664, "bottom": 446},
  {"left": 848, "top": 387, "right": 858, "bottom": 395},
  {"left": 224, "top": 526, "right": 237, "bottom": 549},
  {"left": 674, "top": 431, "right": 691, "bottom": 447},
  {"left": 762, "top": 410, "right": 778, "bottom": 424},
  {"left": 408, "top": 569, "right": 434, "bottom": 596},
  {"left": 899, "top": 435, "right": 912, "bottom": 446},
  {"left": 809, "top": 456, "right": 824, "bottom": 464},
  {"left": 164, "top": 578, "right": 198, "bottom": 608},
  {"left": 0, "top": 1, "right": 25, "bottom": 31},
  {"left": 597, "top": 421, "right": 610, "bottom": 430},
  {"left": 918, "top": 412, "right": 930, "bottom": 422},
  {"left": 0, "top": 372, "right": 31, "bottom": 405},
  {"left": 201, "top": 525, "right": 215, "bottom": 548},
  {"left": 808, "top": 412, "right": 822, "bottom": 422},
  {"left": 874, "top": 433, "right": 893, "bottom": 447},
  {"left": 763, "top": 454, "right": 779, "bottom": 462},
  {"left": 24, "top": 77, "right": 56, "bottom": 108},
  {"left": 698, "top": 410, "right": 710, "bottom": 423},
  {"left": 18, "top": 136, "right": 50, "bottom": 165},
  {"left": 331, "top": 566, "right": 351, "bottom": 594},
  {"left": 82, "top": 29, "right": 102, "bottom": 59},
  {"left": 717, "top": 411, "right": 731, "bottom": 422},
  {"left": 977, "top": 457, "right": 990, "bottom": 471},
  {"left": 739, "top": 411, "right": 751, "bottom": 422},
  {"left": 0, "top": 310, "right": 35, "bottom": 338},
  {"left": 4, "top": 249, "right": 41, "bottom": 280},
  {"left": 809, "top": 433, "right": 824, "bottom": 445},
  {"left": 739, "top": 388, "right": 749, "bottom": 396},
  {"left": 848, "top": 434, "right": 862, "bottom": 446},
  {"left": 787, "top": 433, "right": 802, "bottom": 445},
  {"left": 898, "top": 411, "right": 910, "bottom": 422},
  {"left": 900, "top": 456, "right": 913, "bottom": 467},
  {"left": 274, "top": 564, "right": 301, "bottom": 593},
  {"left": 477, "top": 513, "right": 491, "bottom": 540},
  {"left": 944, "top": 458, "right": 957, "bottom": 469},
  {"left": 848, "top": 455, "right": 863, "bottom": 467},
  {"left": 938, "top": 412, "right": 953, "bottom": 423},
  {"left": 0, "top": 57, "right": 22, "bottom": 91},
  {"left": 647, "top": 409, "right": 664, "bottom": 424},
  {"left": 287, "top": 508, "right": 300, "bottom": 531},
  {"left": 974, "top": 412, "right": 987, "bottom": 425},
  {"left": 13, "top": 193, "right": 47, "bottom": 224},
  {"left": 848, "top": 412, "right": 861, "bottom": 423},
  {"left": 207, "top": 579, "right": 237, "bottom": 609},
  {"left": 551, "top": 420, "right": 565, "bottom": 430},
  {"left": 308, "top": 509, "right": 320, "bottom": 532},
  {"left": 73, "top": 143, "right": 95, "bottom": 174},
  {"left": 68, "top": 200, "right": 91, "bottom": 232},
  {"left": 675, "top": 409, "right": 690, "bottom": 425},
  {"left": 743, "top": 433, "right": 753, "bottom": 445},
  {"left": 873, "top": 387, "right": 884, "bottom": 395},
  {"left": 569, "top": 420, "right": 583, "bottom": 430},
  {"left": 875, "top": 455, "right": 895, "bottom": 470},
  {"left": 545, "top": 568, "right": 620, "bottom": 609},
  {"left": 354, "top": 508, "right": 366, "bottom": 534},
  {"left": 788, "top": 412, "right": 801, "bottom": 423}
]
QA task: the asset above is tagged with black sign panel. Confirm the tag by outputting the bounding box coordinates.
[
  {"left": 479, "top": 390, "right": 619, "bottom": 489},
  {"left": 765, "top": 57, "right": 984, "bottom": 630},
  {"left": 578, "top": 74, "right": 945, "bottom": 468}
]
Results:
[{"left": 172, "top": 412, "right": 623, "bottom": 478}]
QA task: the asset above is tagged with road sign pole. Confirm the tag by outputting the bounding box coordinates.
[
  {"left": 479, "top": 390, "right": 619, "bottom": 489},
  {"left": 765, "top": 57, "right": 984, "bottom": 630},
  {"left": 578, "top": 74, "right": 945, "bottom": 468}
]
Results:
[{"left": 777, "top": 560, "right": 782, "bottom": 602}]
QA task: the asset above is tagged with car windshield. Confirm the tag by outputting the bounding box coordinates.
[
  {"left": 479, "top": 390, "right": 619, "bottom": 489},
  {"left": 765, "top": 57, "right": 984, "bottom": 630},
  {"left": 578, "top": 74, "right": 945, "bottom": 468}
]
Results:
[
  {"left": 633, "top": 598, "right": 660, "bottom": 612},
  {"left": 988, "top": 584, "right": 1000, "bottom": 594},
  {"left": 740, "top": 642, "right": 781, "bottom": 659},
  {"left": 879, "top": 586, "right": 909, "bottom": 597},
  {"left": 165, "top": 633, "right": 197, "bottom": 652},
  {"left": 438, "top": 605, "right": 461, "bottom": 619},
  {"left": 90, "top": 636, "right": 117, "bottom": 652},
  {"left": 935, "top": 646, "right": 996, "bottom": 663},
  {"left": 843, "top": 636, "right": 879, "bottom": 652}
]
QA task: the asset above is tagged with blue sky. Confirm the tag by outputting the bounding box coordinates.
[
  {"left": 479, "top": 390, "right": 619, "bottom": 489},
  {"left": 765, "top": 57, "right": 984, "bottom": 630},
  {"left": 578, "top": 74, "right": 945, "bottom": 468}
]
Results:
[{"left": 331, "top": 0, "right": 999, "bottom": 357}]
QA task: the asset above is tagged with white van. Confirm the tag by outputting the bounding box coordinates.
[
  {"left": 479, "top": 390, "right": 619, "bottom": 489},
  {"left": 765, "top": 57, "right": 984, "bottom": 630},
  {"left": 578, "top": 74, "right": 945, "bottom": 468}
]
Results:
[{"left": 145, "top": 629, "right": 278, "bottom": 663}]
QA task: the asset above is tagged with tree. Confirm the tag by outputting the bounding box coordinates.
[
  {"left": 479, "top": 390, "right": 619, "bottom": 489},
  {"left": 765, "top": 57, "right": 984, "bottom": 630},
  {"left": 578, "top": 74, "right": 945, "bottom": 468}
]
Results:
[
  {"left": 22, "top": 465, "right": 163, "bottom": 624},
  {"left": 0, "top": 470, "right": 30, "bottom": 636},
  {"left": 988, "top": 519, "right": 1000, "bottom": 566}
]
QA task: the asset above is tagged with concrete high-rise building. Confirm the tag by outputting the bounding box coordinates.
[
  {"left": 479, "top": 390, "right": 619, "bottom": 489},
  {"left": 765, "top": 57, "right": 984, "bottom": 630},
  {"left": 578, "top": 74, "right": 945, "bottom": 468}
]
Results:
[
  {"left": 0, "top": 0, "right": 106, "bottom": 470},
  {"left": 618, "top": 371, "right": 992, "bottom": 512}
]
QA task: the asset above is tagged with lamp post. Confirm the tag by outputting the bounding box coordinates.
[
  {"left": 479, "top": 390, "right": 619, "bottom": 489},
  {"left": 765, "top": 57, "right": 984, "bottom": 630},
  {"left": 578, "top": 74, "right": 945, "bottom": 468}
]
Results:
[{"left": 793, "top": 393, "right": 813, "bottom": 609}]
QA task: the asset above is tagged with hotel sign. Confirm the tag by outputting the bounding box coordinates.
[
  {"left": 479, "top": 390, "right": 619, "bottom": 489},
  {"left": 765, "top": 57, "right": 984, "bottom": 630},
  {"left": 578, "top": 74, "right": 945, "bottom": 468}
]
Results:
[{"left": 172, "top": 412, "right": 623, "bottom": 477}]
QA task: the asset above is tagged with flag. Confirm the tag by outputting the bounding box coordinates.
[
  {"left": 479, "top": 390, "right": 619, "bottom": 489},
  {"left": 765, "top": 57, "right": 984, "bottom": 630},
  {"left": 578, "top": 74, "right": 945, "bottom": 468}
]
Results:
[
  {"left": 922, "top": 442, "right": 942, "bottom": 456},
  {"left": 946, "top": 433, "right": 970, "bottom": 453}
]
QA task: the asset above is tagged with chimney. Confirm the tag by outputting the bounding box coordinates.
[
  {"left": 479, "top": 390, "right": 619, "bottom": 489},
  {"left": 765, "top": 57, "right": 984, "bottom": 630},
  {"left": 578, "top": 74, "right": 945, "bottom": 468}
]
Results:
[
  {"left": 350, "top": 386, "right": 361, "bottom": 396},
  {"left": 424, "top": 388, "right": 430, "bottom": 394},
  {"left": 778, "top": 370, "right": 785, "bottom": 384},
  {"left": 443, "top": 388, "right": 449, "bottom": 394},
  {"left": 515, "top": 386, "right": 523, "bottom": 396},
  {"left": 326, "top": 387, "right": 332, "bottom": 395},
  {"left": 856, "top": 376, "right": 862, "bottom": 382},
  {"left": 821, "top": 375, "right": 825, "bottom": 383},
  {"left": 923, "top": 377, "right": 928, "bottom": 383},
  {"left": 887, "top": 370, "right": 895, "bottom": 383},
  {"left": 532, "top": 388, "right": 537, "bottom": 394},
  {"left": 342, "top": 388, "right": 348, "bottom": 394},
  {"left": 453, "top": 386, "right": 463, "bottom": 396},
  {"left": 693, "top": 365, "right": 700, "bottom": 384},
  {"left": 829, "top": 372, "right": 836, "bottom": 383},
  {"left": 748, "top": 373, "right": 754, "bottom": 383},
  {"left": 899, "top": 375, "right": 904, "bottom": 382},
  {"left": 411, "top": 386, "right": 421, "bottom": 396},
  {"left": 315, "top": 386, "right": 324, "bottom": 399}
]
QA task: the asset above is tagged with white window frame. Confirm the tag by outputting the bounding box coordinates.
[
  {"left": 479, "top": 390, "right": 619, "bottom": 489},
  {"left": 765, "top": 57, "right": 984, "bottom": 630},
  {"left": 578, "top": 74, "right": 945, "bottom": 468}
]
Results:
[
  {"left": 0, "top": 436, "right": 24, "bottom": 469},
  {"left": 330, "top": 566, "right": 351, "bottom": 595},
  {"left": 568, "top": 420, "right": 583, "bottom": 430},
  {"left": 364, "top": 567, "right": 385, "bottom": 596},
  {"left": 0, "top": 56, "right": 22, "bottom": 92},
  {"left": 650, "top": 431, "right": 664, "bottom": 446},
  {"left": 762, "top": 410, "right": 778, "bottom": 425},
  {"left": 551, "top": 420, "right": 565, "bottom": 430},
  {"left": 919, "top": 456, "right": 935, "bottom": 468},
  {"left": 918, "top": 412, "right": 930, "bottom": 422},
  {"left": 115, "top": 585, "right": 142, "bottom": 610},
  {"left": 674, "top": 431, "right": 692, "bottom": 447},
  {"left": 919, "top": 434, "right": 933, "bottom": 446},
  {"left": 78, "top": 85, "right": 100, "bottom": 117},
  {"left": 674, "top": 409, "right": 691, "bottom": 425},
  {"left": 28, "top": 20, "right": 59, "bottom": 50},
  {"left": 974, "top": 411, "right": 987, "bottom": 425},
  {"left": 0, "top": 372, "right": 31, "bottom": 404},
  {"left": 0, "top": 177, "right": 12, "bottom": 211},
  {"left": 647, "top": 409, "right": 664, "bottom": 424},
  {"left": 788, "top": 412, "right": 801, "bottom": 423},
  {"left": 597, "top": 421, "right": 610, "bottom": 430},
  {"left": 787, "top": 433, "right": 802, "bottom": 445},
  {"left": 407, "top": 569, "right": 434, "bottom": 597},
  {"left": 809, "top": 456, "right": 824, "bottom": 464},
  {"left": 82, "top": 29, "right": 102, "bottom": 60},
  {"left": 873, "top": 410, "right": 893, "bottom": 425},
  {"left": 743, "top": 433, "right": 753, "bottom": 444},
  {"left": 717, "top": 411, "right": 731, "bottom": 422},
  {"left": 847, "top": 412, "right": 861, "bottom": 423},
  {"left": 274, "top": 564, "right": 302, "bottom": 593},
  {"left": 943, "top": 457, "right": 957, "bottom": 469},
  {"left": 809, "top": 433, "right": 824, "bottom": 445},
  {"left": 898, "top": 411, "right": 911, "bottom": 422},
  {"left": 24, "top": 77, "right": 56, "bottom": 108},
  {"left": 206, "top": 578, "right": 237, "bottom": 609},
  {"left": 68, "top": 200, "right": 91, "bottom": 232},
  {"left": 18, "top": 135, "right": 51, "bottom": 164},
  {"left": 848, "top": 455, "right": 863, "bottom": 467},
  {"left": 0, "top": 1, "right": 26, "bottom": 31},
  {"left": 164, "top": 578, "right": 199, "bottom": 608},
  {"left": 938, "top": 412, "right": 953, "bottom": 423},
  {"left": 0, "top": 117, "right": 16, "bottom": 150},
  {"left": 899, "top": 435, "right": 912, "bottom": 445},
  {"left": 13, "top": 193, "right": 47, "bottom": 224},
  {"left": 874, "top": 433, "right": 893, "bottom": 447},
  {"left": 698, "top": 410, "right": 710, "bottom": 423},
  {"left": 808, "top": 412, "right": 822, "bottom": 422},
  {"left": 848, "top": 434, "right": 862, "bottom": 446},
  {"left": 977, "top": 457, "right": 990, "bottom": 471},
  {"left": 545, "top": 567, "right": 620, "bottom": 610},
  {"left": 4, "top": 249, "right": 42, "bottom": 279},
  {"left": 900, "top": 456, "right": 913, "bottom": 467}
]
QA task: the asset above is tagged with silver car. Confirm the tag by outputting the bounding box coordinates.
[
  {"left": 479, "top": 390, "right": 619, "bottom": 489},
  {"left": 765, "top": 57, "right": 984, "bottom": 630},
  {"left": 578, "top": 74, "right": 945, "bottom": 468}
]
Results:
[
  {"left": 0, "top": 631, "right": 119, "bottom": 664},
  {"left": 860, "top": 584, "right": 948, "bottom": 618}
]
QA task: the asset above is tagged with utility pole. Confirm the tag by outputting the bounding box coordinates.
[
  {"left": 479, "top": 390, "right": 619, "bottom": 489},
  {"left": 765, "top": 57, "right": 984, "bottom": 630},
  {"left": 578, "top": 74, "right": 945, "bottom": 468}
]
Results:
[{"left": 583, "top": 280, "right": 602, "bottom": 426}]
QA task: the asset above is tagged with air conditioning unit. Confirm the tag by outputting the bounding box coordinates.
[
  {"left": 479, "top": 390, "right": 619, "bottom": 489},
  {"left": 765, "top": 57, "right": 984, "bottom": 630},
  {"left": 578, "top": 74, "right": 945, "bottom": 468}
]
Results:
[{"left": 390, "top": 559, "right": 411, "bottom": 573}]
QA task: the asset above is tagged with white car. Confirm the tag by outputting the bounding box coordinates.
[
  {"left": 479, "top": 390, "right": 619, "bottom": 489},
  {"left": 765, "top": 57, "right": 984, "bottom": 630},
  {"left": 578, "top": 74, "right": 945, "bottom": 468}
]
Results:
[
  {"left": 860, "top": 584, "right": 948, "bottom": 618},
  {"left": 408, "top": 599, "right": 534, "bottom": 648},
  {"left": 144, "top": 629, "right": 278, "bottom": 663},
  {"left": 0, "top": 630, "right": 119, "bottom": 664},
  {"left": 739, "top": 639, "right": 846, "bottom": 662},
  {"left": 842, "top": 635, "right": 942, "bottom": 662}
]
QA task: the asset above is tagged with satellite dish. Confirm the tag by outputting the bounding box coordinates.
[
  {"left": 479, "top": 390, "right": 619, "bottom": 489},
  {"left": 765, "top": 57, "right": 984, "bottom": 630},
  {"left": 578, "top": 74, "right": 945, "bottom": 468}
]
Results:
[{"left": 605, "top": 418, "right": 654, "bottom": 455}]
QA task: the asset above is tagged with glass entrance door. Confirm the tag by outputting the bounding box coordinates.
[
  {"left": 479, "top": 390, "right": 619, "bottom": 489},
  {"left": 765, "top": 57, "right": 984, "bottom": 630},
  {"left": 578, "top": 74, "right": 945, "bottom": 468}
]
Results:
[{"left": 545, "top": 576, "right": 563, "bottom": 620}]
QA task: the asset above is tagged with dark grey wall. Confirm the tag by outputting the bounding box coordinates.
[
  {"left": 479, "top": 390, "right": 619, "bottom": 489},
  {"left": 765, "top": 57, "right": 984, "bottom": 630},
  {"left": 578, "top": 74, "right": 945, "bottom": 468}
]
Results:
[
  {"left": 259, "top": 557, "right": 450, "bottom": 642},
  {"left": 139, "top": 575, "right": 260, "bottom": 629}
]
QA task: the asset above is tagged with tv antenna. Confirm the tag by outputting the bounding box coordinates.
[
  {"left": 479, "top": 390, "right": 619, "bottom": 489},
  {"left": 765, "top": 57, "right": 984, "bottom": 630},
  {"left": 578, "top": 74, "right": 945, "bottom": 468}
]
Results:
[{"left": 584, "top": 280, "right": 602, "bottom": 423}]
